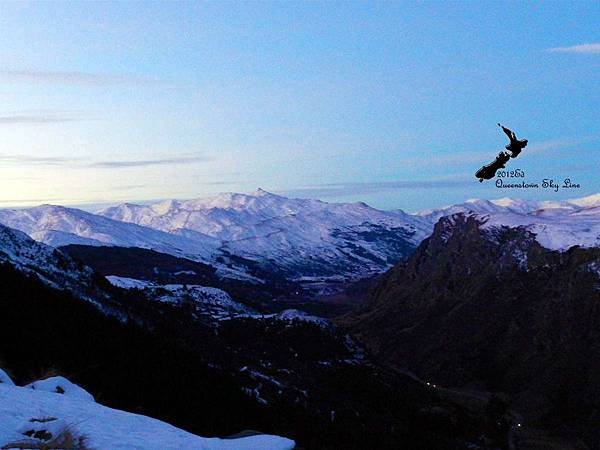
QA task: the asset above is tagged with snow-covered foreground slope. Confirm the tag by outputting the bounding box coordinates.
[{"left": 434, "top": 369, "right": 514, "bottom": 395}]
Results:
[{"left": 0, "top": 372, "right": 295, "bottom": 450}]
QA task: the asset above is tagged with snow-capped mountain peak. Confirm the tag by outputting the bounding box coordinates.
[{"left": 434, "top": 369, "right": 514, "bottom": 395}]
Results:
[
  {"left": 0, "top": 204, "right": 219, "bottom": 262},
  {"left": 569, "top": 193, "right": 600, "bottom": 208},
  {"left": 98, "top": 190, "right": 431, "bottom": 279}
]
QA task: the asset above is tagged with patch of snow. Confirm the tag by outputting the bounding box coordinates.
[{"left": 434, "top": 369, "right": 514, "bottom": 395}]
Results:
[
  {"left": 276, "top": 309, "right": 328, "bottom": 326},
  {"left": 25, "top": 376, "right": 95, "bottom": 402},
  {"left": 0, "top": 369, "right": 14, "bottom": 386},
  {"left": 106, "top": 275, "right": 155, "bottom": 290},
  {"left": 229, "top": 310, "right": 328, "bottom": 326},
  {"left": 173, "top": 269, "right": 197, "bottom": 276},
  {"left": 587, "top": 261, "right": 600, "bottom": 276},
  {"left": 249, "top": 371, "right": 285, "bottom": 389}
]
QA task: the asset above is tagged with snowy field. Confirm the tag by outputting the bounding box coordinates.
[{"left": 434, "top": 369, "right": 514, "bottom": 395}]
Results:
[{"left": 0, "top": 370, "right": 295, "bottom": 450}]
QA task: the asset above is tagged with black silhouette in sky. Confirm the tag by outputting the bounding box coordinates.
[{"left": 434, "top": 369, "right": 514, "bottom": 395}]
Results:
[
  {"left": 475, "top": 124, "right": 528, "bottom": 182},
  {"left": 498, "top": 123, "right": 528, "bottom": 158},
  {"left": 475, "top": 151, "right": 511, "bottom": 182}
]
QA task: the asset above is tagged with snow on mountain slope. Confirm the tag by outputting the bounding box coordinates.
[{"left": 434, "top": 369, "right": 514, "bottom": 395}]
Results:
[
  {"left": 273, "top": 309, "right": 328, "bottom": 326},
  {"left": 477, "top": 209, "right": 600, "bottom": 250},
  {"left": 100, "top": 189, "right": 431, "bottom": 278},
  {"left": 416, "top": 194, "right": 600, "bottom": 251},
  {"left": 4, "top": 190, "right": 600, "bottom": 281},
  {"left": 0, "top": 223, "right": 101, "bottom": 296},
  {"left": 106, "top": 276, "right": 255, "bottom": 319},
  {"left": 0, "top": 372, "right": 295, "bottom": 450},
  {"left": 101, "top": 189, "right": 429, "bottom": 241},
  {"left": 417, "top": 198, "right": 508, "bottom": 222},
  {"left": 418, "top": 195, "right": 589, "bottom": 222},
  {"left": 569, "top": 193, "right": 600, "bottom": 208},
  {"left": 0, "top": 204, "right": 219, "bottom": 262},
  {"left": 416, "top": 197, "right": 563, "bottom": 222}
]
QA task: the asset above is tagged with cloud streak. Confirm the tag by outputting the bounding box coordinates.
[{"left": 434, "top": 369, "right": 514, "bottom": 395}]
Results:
[
  {"left": 0, "top": 68, "right": 160, "bottom": 85},
  {"left": 281, "top": 178, "right": 473, "bottom": 198},
  {"left": 0, "top": 110, "right": 91, "bottom": 124},
  {"left": 0, "top": 154, "right": 82, "bottom": 166},
  {"left": 547, "top": 43, "right": 600, "bottom": 54},
  {"left": 0, "top": 153, "right": 210, "bottom": 168},
  {"left": 88, "top": 156, "right": 210, "bottom": 168}
]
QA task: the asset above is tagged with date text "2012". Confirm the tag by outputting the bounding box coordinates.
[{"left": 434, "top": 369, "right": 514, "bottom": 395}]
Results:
[{"left": 496, "top": 169, "right": 525, "bottom": 178}]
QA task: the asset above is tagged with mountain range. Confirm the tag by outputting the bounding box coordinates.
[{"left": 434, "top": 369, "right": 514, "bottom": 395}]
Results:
[{"left": 3, "top": 190, "right": 600, "bottom": 288}]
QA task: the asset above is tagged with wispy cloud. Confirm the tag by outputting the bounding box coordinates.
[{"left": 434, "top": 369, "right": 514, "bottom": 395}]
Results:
[
  {"left": 89, "top": 156, "right": 210, "bottom": 168},
  {"left": 0, "top": 153, "right": 209, "bottom": 168},
  {"left": 281, "top": 178, "right": 473, "bottom": 198},
  {"left": 0, "top": 68, "right": 160, "bottom": 85},
  {"left": 0, "top": 110, "right": 91, "bottom": 124},
  {"left": 199, "top": 180, "right": 257, "bottom": 186},
  {"left": 0, "top": 153, "right": 82, "bottom": 166},
  {"left": 111, "top": 184, "right": 149, "bottom": 191},
  {"left": 547, "top": 43, "right": 600, "bottom": 54}
]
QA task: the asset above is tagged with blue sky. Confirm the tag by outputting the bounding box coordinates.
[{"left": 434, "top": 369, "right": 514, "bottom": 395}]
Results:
[{"left": 0, "top": 1, "right": 598, "bottom": 211}]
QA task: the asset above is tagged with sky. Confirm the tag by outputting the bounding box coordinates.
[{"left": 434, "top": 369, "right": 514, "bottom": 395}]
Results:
[{"left": 0, "top": 1, "right": 598, "bottom": 212}]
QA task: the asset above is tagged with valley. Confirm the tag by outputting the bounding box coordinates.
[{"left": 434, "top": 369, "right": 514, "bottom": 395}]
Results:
[{"left": 2, "top": 190, "right": 600, "bottom": 449}]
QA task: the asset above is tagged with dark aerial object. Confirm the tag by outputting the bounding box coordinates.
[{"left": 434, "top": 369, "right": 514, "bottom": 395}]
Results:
[
  {"left": 498, "top": 123, "right": 528, "bottom": 158},
  {"left": 475, "top": 124, "right": 528, "bottom": 182},
  {"left": 475, "top": 151, "right": 511, "bottom": 182}
]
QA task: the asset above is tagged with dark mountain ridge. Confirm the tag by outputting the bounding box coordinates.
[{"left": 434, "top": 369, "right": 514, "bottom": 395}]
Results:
[{"left": 343, "top": 213, "right": 600, "bottom": 446}]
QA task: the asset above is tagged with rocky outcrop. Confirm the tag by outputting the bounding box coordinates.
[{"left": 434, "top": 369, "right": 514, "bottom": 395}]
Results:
[{"left": 344, "top": 214, "right": 600, "bottom": 437}]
